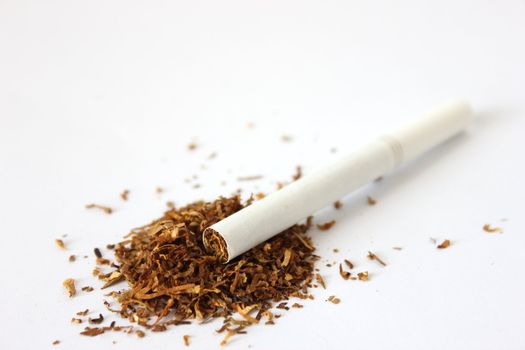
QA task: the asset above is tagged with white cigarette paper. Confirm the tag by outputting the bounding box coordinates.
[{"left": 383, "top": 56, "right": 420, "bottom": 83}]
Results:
[{"left": 203, "top": 99, "right": 473, "bottom": 262}]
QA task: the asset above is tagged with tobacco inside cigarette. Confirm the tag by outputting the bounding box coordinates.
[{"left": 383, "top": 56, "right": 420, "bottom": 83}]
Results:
[{"left": 203, "top": 99, "right": 473, "bottom": 262}]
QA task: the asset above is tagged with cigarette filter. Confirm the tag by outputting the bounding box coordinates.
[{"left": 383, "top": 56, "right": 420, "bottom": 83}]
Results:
[{"left": 203, "top": 99, "right": 473, "bottom": 262}]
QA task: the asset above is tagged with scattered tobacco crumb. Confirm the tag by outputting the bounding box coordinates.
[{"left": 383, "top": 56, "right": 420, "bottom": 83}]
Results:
[
  {"left": 94, "top": 248, "right": 102, "bottom": 258},
  {"left": 344, "top": 259, "right": 354, "bottom": 269},
  {"left": 68, "top": 255, "right": 76, "bottom": 262},
  {"left": 367, "top": 196, "right": 377, "bottom": 205},
  {"left": 317, "top": 220, "right": 336, "bottom": 231},
  {"left": 327, "top": 295, "right": 340, "bottom": 304},
  {"left": 183, "top": 335, "right": 190, "bottom": 346},
  {"left": 155, "top": 187, "right": 164, "bottom": 193},
  {"left": 82, "top": 286, "right": 94, "bottom": 292},
  {"left": 339, "top": 264, "right": 351, "bottom": 280},
  {"left": 120, "top": 189, "right": 129, "bottom": 201},
  {"left": 437, "top": 239, "right": 451, "bottom": 249},
  {"left": 106, "top": 244, "right": 115, "bottom": 250},
  {"left": 85, "top": 203, "right": 113, "bottom": 214},
  {"left": 63, "top": 278, "right": 76, "bottom": 297},
  {"left": 55, "top": 239, "right": 65, "bottom": 250},
  {"left": 76, "top": 309, "right": 89, "bottom": 316},
  {"left": 52, "top": 340, "right": 60, "bottom": 345},
  {"left": 187, "top": 142, "right": 198, "bottom": 151},
  {"left": 166, "top": 201, "right": 175, "bottom": 209},
  {"left": 291, "top": 303, "right": 303, "bottom": 308},
  {"left": 392, "top": 247, "right": 403, "bottom": 251},
  {"left": 315, "top": 273, "right": 326, "bottom": 289},
  {"left": 237, "top": 175, "right": 263, "bottom": 181},
  {"left": 136, "top": 330, "right": 146, "bottom": 338},
  {"left": 367, "top": 251, "right": 387, "bottom": 266},
  {"left": 333, "top": 248, "right": 339, "bottom": 253},
  {"left": 483, "top": 224, "right": 503, "bottom": 234},
  {"left": 292, "top": 166, "right": 302, "bottom": 181},
  {"left": 357, "top": 271, "right": 369, "bottom": 281},
  {"left": 88, "top": 314, "right": 104, "bottom": 325},
  {"left": 333, "top": 200, "right": 342, "bottom": 209},
  {"left": 71, "top": 318, "right": 83, "bottom": 324},
  {"left": 255, "top": 192, "right": 265, "bottom": 200}
]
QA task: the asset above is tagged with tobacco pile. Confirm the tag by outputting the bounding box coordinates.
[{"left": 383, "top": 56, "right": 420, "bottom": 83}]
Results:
[{"left": 90, "top": 195, "right": 317, "bottom": 341}]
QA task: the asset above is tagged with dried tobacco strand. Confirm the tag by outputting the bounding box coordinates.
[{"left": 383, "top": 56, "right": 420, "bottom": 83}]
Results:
[
  {"left": 68, "top": 255, "right": 76, "bottom": 262},
  {"left": 483, "top": 224, "right": 503, "bottom": 233},
  {"left": 63, "top": 278, "right": 76, "bottom": 297},
  {"left": 94, "top": 248, "right": 102, "bottom": 258},
  {"left": 292, "top": 166, "right": 302, "bottom": 181},
  {"left": 357, "top": 271, "right": 369, "bottom": 281},
  {"left": 333, "top": 201, "right": 342, "bottom": 209},
  {"left": 55, "top": 239, "right": 65, "bottom": 250},
  {"left": 237, "top": 175, "right": 263, "bottom": 181},
  {"left": 71, "top": 318, "right": 83, "bottom": 324},
  {"left": 437, "top": 240, "right": 451, "bottom": 249},
  {"left": 367, "top": 251, "right": 387, "bottom": 266},
  {"left": 88, "top": 314, "right": 104, "bottom": 325},
  {"left": 367, "top": 196, "right": 377, "bottom": 205},
  {"left": 120, "top": 190, "right": 129, "bottom": 201},
  {"left": 327, "top": 295, "right": 340, "bottom": 304},
  {"left": 76, "top": 309, "right": 89, "bottom": 316},
  {"left": 344, "top": 259, "right": 354, "bottom": 269},
  {"left": 93, "top": 195, "right": 316, "bottom": 341},
  {"left": 85, "top": 203, "right": 113, "bottom": 214},
  {"left": 136, "top": 330, "right": 145, "bottom": 338},
  {"left": 183, "top": 335, "right": 190, "bottom": 346},
  {"left": 82, "top": 286, "right": 94, "bottom": 292},
  {"left": 339, "top": 264, "right": 351, "bottom": 280},
  {"left": 316, "top": 220, "right": 336, "bottom": 231},
  {"left": 52, "top": 340, "right": 60, "bottom": 345}
]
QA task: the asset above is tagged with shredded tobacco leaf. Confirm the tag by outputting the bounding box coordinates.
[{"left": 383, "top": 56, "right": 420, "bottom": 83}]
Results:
[
  {"left": 357, "top": 272, "right": 369, "bottom": 281},
  {"left": 85, "top": 203, "right": 113, "bottom": 214},
  {"left": 68, "top": 255, "right": 76, "bottom": 262},
  {"left": 367, "top": 251, "right": 387, "bottom": 266},
  {"left": 63, "top": 278, "right": 76, "bottom": 297},
  {"left": 55, "top": 239, "right": 65, "bottom": 250},
  {"left": 52, "top": 340, "right": 60, "bottom": 345},
  {"left": 183, "top": 335, "right": 190, "bottom": 346},
  {"left": 327, "top": 295, "right": 340, "bottom": 304},
  {"left": 437, "top": 240, "right": 451, "bottom": 249},
  {"left": 339, "top": 264, "right": 351, "bottom": 280},
  {"left": 316, "top": 220, "right": 336, "bottom": 231},
  {"left": 483, "top": 224, "right": 503, "bottom": 233},
  {"left": 344, "top": 259, "right": 353, "bottom": 269},
  {"left": 292, "top": 166, "right": 302, "bottom": 181},
  {"left": 120, "top": 190, "right": 129, "bottom": 201},
  {"left": 88, "top": 195, "right": 316, "bottom": 342},
  {"left": 367, "top": 196, "right": 377, "bottom": 205},
  {"left": 333, "top": 201, "right": 342, "bottom": 209}
]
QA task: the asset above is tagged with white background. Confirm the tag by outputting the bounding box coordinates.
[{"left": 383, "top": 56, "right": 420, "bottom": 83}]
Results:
[{"left": 1, "top": 1, "right": 524, "bottom": 349}]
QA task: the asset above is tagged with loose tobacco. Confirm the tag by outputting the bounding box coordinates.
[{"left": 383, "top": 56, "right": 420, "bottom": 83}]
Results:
[{"left": 84, "top": 195, "right": 317, "bottom": 342}]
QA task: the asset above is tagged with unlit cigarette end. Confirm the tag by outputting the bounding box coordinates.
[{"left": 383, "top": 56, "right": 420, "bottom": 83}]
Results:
[{"left": 204, "top": 99, "right": 473, "bottom": 262}]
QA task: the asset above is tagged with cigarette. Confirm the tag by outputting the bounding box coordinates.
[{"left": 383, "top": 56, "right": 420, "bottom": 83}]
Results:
[{"left": 203, "top": 99, "right": 473, "bottom": 262}]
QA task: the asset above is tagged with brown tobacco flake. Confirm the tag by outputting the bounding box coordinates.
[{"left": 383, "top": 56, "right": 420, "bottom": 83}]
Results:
[
  {"left": 136, "top": 330, "right": 146, "bottom": 338},
  {"left": 291, "top": 303, "right": 303, "bottom": 308},
  {"left": 71, "top": 318, "right": 83, "bottom": 324},
  {"left": 76, "top": 309, "right": 89, "bottom": 316},
  {"left": 55, "top": 239, "right": 65, "bottom": 250},
  {"left": 155, "top": 186, "right": 164, "bottom": 193},
  {"left": 255, "top": 192, "right": 265, "bottom": 200},
  {"left": 367, "top": 196, "right": 377, "bottom": 205},
  {"left": 292, "top": 166, "right": 302, "bottom": 181},
  {"left": 437, "top": 239, "right": 451, "bottom": 249},
  {"left": 82, "top": 286, "right": 94, "bottom": 292},
  {"left": 367, "top": 251, "right": 387, "bottom": 266},
  {"left": 166, "top": 201, "right": 175, "bottom": 209},
  {"left": 68, "top": 255, "right": 76, "bottom": 262},
  {"left": 237, "top": 175, "right": 263, "bottom": 181},
  {"left": 85, "top": 203, "right": 113, "bottom": 214},
  {"left": 52, "top": 340, "right": 60, "bottom": 345},
  {"left": 94, "top": 248, "right": 102, "bottom": 258},
  {"left": 333, "top": 200, "right": 342, "bottom": 209},
  {"left": 357, "top": 271, "right": 369, "bottom": 281},
  {"left": 183, "top": 335, "right": 190, "bottom": 346},
  {"left": 187, "top": 142, "right": 198, "bottom": 151},
  {"left": 483, "top": 224, "right": 503, "bottom": 234},
  {"left": 88, "top": 314, "right": 104, "bottom": 325},
  {"left": 315, "top": 273, "right": 326, "bottom": 289},
  {"left": 120, "top": 189, "right": 129, "bottom": 201},
  {"left": 339, "top": 264, "right": 351, "bottom": 280},
  {"left": 327, "top": 295, "right": 340, "bottom": 304},
  {"left": 80, "top": 327, "right": 106, "bottom": 336},
  {"left": 63, "top": 278, "right": 76, "bottom": 297},
  {"left": 344, "top": 259, "right": 354, "bottom": 269},
  {"left": 317, "top": 220, "right": 336, "bottom": 231}
]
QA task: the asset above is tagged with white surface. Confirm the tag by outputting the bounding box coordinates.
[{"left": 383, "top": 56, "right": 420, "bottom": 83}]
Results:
[
  {"left": 209, "top": 100, "right": 472, "bottom": 261},
  {"left": 1, "top": 1, "right": 524, "bottom": 349}
]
